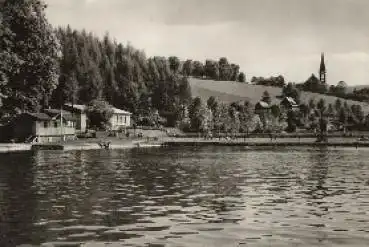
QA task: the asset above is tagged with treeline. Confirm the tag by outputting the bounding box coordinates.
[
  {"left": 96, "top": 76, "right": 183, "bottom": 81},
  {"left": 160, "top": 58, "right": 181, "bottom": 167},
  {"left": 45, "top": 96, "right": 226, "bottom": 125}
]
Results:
[
  {"left": 184, "top": 96, "right": 257, "bottom": 134},
  {"left": 0, "top": 0, "right": 192, "bottom": 126},
  {"left": 51, "top": 26, "right": 192, "bottom": 125},
  {"left": 181, "top": 57, "right": 246, "bottom": 82},
  {"left": 251, "top": 75, "right": 285, "bottom": 87},
  {"left": 0, "top": 0, "right": 250, "bottom": 127},
  {"left": 297, "top": 74, "right": 369, "bottom": 103}
]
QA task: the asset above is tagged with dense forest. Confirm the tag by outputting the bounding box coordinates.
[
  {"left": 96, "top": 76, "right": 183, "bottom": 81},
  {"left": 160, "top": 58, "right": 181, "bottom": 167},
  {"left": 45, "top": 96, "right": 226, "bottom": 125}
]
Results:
[{"left": 51, "top": 26, "right": 194, "bottom": 125}]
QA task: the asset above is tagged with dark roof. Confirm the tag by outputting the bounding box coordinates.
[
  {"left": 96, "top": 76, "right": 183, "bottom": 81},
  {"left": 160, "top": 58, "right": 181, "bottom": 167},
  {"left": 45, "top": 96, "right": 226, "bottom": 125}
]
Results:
[
  {"left": 44, "top": 108, "right": 72, "bottom": 116},
  {"left": 64, "top": 104, "right": 87, "bottom": 113},
  {"left": 43, "top": 109, "right": 76, "bottom": 121},
  {"left": 22, "top": 113, "right": 51, "bottom": 121}
]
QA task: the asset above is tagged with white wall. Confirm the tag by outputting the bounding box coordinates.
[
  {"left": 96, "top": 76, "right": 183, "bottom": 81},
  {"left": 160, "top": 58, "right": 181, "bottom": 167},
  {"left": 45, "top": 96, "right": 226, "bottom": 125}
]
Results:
[{"left": 109, "top": 113, "right": 131, "bottom": 130}]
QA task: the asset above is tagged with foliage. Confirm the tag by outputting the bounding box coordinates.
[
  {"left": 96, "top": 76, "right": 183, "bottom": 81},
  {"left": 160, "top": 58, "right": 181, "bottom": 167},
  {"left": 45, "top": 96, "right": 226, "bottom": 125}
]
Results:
[
  {"left": 86, "top": 99, "right": 114, "bottom": 130},
  {"left": 251, "top": 75, "right": 285, "bottom": 87},
  {"left": 286, "top": 110, "right": 297, "bottom": 132},
  {"left": 204, "top": 60, "right": 220, "bottom": 80},
  {"left": 47, "top": 27, "right": 193, "bottom": 126},
  {"left": 1, "top": 0, "right": 60, "bottom": 114},
  {"left": 237, "top": 72, "right": 246, "bottom": 83},
  {"left": 207, "top": 96, "right": 218, "bottom": 113},
  {"left": 271, "top": 104, "right": 280, "bottom": 119},
  {"left": 328, "top": 81, "right": 347, "bottom": 97},
  {"left": 298, "top": 74, "right": 327, "bottom": 94},
  {"left": 182, "top": 57, "right": 245, "bottom": 82},
  {"left": 262, "top": 90, "right": 271, "bottom": 104},
  {"left": 282, "top": 83, "right": 300, "bottom": 103},
  {"left": 188, "top": 97, "right": 205, "bottom": 132}
]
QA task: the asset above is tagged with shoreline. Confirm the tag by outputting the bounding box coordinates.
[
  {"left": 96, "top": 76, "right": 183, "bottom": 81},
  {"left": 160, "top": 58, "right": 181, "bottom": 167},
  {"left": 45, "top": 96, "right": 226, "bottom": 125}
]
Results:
[{"left": 1, "top": 137, "right": 369, "bottom": 153}]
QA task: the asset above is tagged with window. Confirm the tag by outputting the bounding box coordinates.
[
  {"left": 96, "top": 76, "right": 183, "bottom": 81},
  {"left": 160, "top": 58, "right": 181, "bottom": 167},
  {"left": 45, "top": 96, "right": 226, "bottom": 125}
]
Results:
[
  {"left": 44, "top": 121, "right": 48, "bottom": 128},
  {"left": 54, "top": 121, "right": 58, "bottom": 128},
  {"left": 124, "top": 116, "right": 126, "bottom": 124}
]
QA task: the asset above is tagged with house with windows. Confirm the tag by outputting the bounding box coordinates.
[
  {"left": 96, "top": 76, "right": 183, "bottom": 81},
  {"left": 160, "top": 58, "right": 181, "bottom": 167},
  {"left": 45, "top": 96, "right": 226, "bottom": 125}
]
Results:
[
  {"left": 9, "top": 110, "right": 76, "bottom": 143},
  {"left": 63, "top": 104, "right": 88, "bottom": 133},
  {"left": 109, "top": 107, "right": 132, "bottom": 131},
  {"left": 64, "top": 104, "right": 131, "bottom": 132}
]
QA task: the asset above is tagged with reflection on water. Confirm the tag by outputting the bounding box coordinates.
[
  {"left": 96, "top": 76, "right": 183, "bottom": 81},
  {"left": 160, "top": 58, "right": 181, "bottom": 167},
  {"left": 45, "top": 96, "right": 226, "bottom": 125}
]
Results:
[{"left": 1, "top": 147, "right": 369, "bottom": 247}]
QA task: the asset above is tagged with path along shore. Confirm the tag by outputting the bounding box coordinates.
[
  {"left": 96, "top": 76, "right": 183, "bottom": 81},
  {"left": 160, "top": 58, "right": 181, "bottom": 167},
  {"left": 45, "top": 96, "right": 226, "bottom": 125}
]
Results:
[{"left": 1, "top": 137, "right": 369, "bottom": 153}]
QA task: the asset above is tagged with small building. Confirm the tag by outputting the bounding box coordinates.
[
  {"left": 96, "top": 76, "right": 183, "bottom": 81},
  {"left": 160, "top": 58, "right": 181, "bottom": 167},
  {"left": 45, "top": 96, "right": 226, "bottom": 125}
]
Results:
[
  {"left": 10, "top": 111, "right": 76, "bottom": 143},
  {"left": 63, "top": 104, "right": 88, "bottom": 133},
  {"left": 254, "top": 101, "right": 271, "bottom": 115},
  {"left": 110, "top": 107, "right": 132, "bottom": 131},
  {"left": 280, "top": 97, "right": 299, "bottom": 111}
]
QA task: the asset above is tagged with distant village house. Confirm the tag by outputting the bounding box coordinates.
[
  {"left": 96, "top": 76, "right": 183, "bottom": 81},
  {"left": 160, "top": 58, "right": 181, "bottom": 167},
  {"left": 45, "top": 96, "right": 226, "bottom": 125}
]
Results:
[
  {"left": 254, "top": 101, "right": 271, "bottom": 116},
  {"left": 280, "top": 97, "right": 299, "bottom": 111}
]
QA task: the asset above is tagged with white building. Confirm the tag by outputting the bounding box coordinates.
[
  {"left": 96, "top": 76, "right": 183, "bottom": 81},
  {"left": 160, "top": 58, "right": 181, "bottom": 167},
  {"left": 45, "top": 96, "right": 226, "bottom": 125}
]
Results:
[
  {"left": 64, "top": 104, "right": 131, "bottom": 132},
  {"left": 109, "top": 107, "right": 132, "bottom": 131}
]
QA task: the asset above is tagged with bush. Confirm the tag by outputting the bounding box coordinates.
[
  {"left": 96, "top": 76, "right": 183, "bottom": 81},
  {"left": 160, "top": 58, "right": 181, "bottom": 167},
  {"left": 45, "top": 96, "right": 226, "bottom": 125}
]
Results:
[{"left": 86, "top": 100, "right": 114, "bottom": 130}]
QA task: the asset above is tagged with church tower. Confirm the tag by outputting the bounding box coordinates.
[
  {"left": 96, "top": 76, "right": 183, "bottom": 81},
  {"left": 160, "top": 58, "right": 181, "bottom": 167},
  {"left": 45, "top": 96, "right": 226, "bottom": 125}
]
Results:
[{"left": 319, "top": 52, "right": 326, "bottom": 83}]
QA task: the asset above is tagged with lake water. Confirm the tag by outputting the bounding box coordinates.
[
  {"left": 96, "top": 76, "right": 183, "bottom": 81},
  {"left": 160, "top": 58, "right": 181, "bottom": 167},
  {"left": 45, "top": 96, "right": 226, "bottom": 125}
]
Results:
[{"left": 1, "top": 147, "right": 369, "bottom": 247}]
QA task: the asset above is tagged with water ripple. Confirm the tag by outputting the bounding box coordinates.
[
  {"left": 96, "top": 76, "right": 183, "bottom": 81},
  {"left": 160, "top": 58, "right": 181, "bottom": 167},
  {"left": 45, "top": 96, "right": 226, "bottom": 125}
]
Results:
[{"left": 1, "top": 147, "right": 369, "bottom": 246}]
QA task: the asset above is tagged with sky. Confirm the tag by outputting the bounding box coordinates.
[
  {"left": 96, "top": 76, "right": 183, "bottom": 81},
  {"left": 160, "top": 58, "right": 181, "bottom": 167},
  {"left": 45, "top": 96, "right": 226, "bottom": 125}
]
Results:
[{"left": 44, "top": 0, "right": 369, "bottom": 86}]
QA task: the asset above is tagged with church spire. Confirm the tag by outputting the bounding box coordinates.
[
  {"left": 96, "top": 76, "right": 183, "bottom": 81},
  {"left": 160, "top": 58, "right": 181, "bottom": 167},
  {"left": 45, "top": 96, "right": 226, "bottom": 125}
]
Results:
[{"left": 319, "top": 52, "right": 326, "bottom": 83}]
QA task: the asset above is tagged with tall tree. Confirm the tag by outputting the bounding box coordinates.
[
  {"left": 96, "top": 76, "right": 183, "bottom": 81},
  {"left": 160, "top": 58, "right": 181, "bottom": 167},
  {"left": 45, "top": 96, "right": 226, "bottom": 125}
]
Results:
[
  {"left": 282, "top": 83, "right": 300, "bottom": 103},
  {"left": 262, "top": 90, "right": 271, "bottom": 104},
  {"left": 230, "top": 63, "right": 240, "bottom": 81},
  {"left": 218, "top": 57, "right": 231, "bottom": 81},
  {"left": 168, "top": 56, "right": 181, "bottom": 74},
  {"left": 1, "top": 0, "right": 60, "bottom": 113},
  {"left": 182, "top": 59, "right": 193, "bottom": 77},
  {"left": 204, "top": 60, "right": 219, "bottom": 80},
  {"left": 334, "top": 98, "right": 342, "bottom": 113},
  {"left": 237, "top": 72, "right": 246, "bottom": 83},
  {"left": 192, "top": 60, "right": 204, "bottom": 78},
  {"left": 188, "top": 97, "right": 203, "bottom": 132}
]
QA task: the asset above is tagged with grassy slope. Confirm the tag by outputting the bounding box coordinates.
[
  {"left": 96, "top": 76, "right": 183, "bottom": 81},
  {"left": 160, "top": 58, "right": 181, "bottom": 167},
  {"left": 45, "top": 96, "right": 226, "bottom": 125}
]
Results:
[{"left": 189, "top": 78, "right": 369, "bottom": 113}]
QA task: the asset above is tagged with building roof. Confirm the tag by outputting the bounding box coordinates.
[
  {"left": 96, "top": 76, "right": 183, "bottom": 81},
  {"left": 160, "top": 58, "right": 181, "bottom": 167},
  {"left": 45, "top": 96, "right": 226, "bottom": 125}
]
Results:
[
  {"left": 112, "top": 107, "right": 132, "bottom": 115},
  {"left": 64, "top": 103, "right": 131, "bottom": 115},
  {"left": 44, "top": 109, "right": 76, "bottom": 121},
  {"left": 255, "top": 101, "right": 271, "bottom": 109},
  {"left": 22, "top": 113, "right": 51, "bottom": 121},
  {"left": 282, "top": 97, "right": 298, "bottom": 106},
  {"left": 44, "top": 108, "right": 72, "bottom": 116},
  {"left": 64, "top": 103, "right": 87, "bottom": 112}
]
